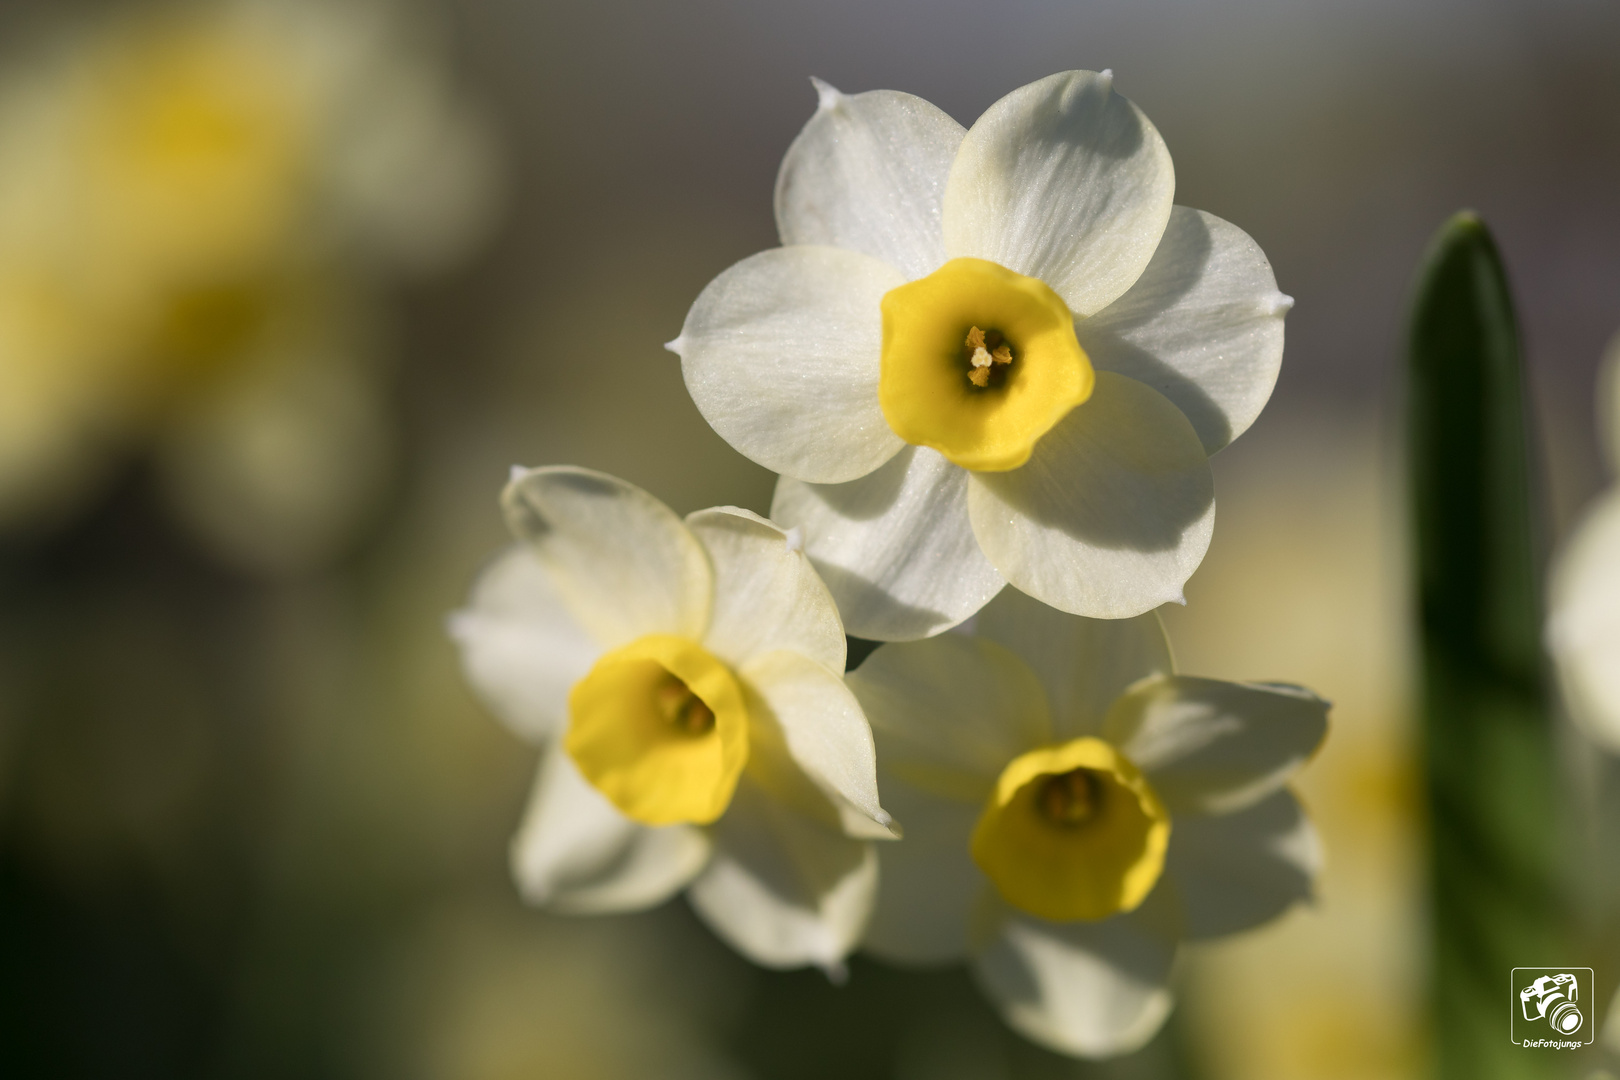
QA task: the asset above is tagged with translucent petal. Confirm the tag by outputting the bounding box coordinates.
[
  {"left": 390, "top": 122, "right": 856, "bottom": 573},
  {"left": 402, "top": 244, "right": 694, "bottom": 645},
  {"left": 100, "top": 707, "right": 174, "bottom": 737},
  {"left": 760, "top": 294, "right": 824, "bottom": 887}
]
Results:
[
  {"left": 686, "top": 506, "right": 845, "bottom": 672},
  {"left": 1106, "top": 675, "right": 1329, "bottom": 815},
  {"left": 942, "top": 70, "right": 1174, "bottom": 318},
  {"left": 687, "top": 775, "right": 877, "bottom": 972},
  {"left": 1158, "top": 789, "right": 1320, "bottom": 940},
  {"left": 447, "top": 543, "right": 599, "bottom": 743},
  {"left": 862, "top": 777, "right": 985, "bottom": 964},
  {"left": 972, "top": 907, "right": 1176, "bottom": 1058},
  {"left": 502, "top": 466, "right": 711, "bottom": 648},
  {"left": 741, "top": 648, "right": 894, "bottom": 839},
  {"left": 673, "top": 245, "right": 905, "bottom": 484},
  {"left": 771, "top": 446, "right": 1005, "bottom": 641},
  {"left": 974, "top": 587, "right": 1172, "bottom": 741},
  {"left": 1076, "top": 207, "right": 1288, "bottom": 455},
  {"left": 774, "top": 80, "right": 962, "bottom": 281},
  {"left": 510, "top": 746, "right": 710, "bottom": 914},
  {"left": 847, "top": 633, "right": 1051, "bottom": 794},
  {"left": 968, "top": 372, "right": 1213, "bottom": 619}
]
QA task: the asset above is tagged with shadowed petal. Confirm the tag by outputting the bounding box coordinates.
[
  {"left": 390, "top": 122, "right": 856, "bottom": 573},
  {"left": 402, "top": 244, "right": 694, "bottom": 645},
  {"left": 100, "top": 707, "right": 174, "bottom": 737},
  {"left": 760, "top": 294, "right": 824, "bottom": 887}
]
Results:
[
  {"left": 968, "top": 372, "right": 1213, "bottom": 619},
  {"left": 1077, "top": 206, "right": 1289, "bottom": 455},
  {"left": 773, "top": 446, "right": 1005, "bottom": 640}
]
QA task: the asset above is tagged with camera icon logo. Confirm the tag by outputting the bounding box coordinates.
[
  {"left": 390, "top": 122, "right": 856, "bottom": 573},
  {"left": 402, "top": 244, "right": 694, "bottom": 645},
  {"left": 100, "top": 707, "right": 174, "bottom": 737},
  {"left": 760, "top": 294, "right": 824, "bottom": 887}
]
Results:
[{"left": 1510, "top": 968, "right": 1593, "bottom": 1046}]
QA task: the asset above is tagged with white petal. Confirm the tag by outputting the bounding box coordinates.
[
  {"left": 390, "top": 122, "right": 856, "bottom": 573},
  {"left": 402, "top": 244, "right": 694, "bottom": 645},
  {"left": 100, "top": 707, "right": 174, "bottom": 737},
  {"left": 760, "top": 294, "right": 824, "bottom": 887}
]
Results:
[
  {"left": 847, "top": 633, "right": 1051, "bottom": 792},
  {"left": 501, "top": 466, "right": 711, "bottom": 648},
  {"left": 687, "top": 776, "right": 877, "bottom": 972},
  {"left": 673, "top": 246, "right": 906, "bottom": 484},
  {"left": 772, "top": 447, "right": 1005, "bottom": 641},
  {"left": 685, "top": 506, "right": 845, "bottom": 672},
  {"left": 1547, "top": 490, "right": 1620, "bottom": 751},
  {"left": 740, "top": 649, "right": 894, "bottom": 839},
  {"left": 1159, "top": 789, "right": 1320, "bottom": 941},
  {"left": 510, "top": 746, "right": 711, "bottom": 914},
  {"left": 1076, "top": 207, "right": 1288, "bottom": 455},
  {"left": 775, "top": 80, "right": 964, "bottom": 281},
  {"left": 942, "top": 70, "right": 1175, "bottom": 318},
  {"left": 972, "top": 909, "right": 1176, "bottom": 1058},
  {"left": 967, "top": 372, "right": 1214, "bottom": 619},
  {"left": 1107, "top": 676, "right": 1329, "bottom": 815},
  {"left": 974, "top": 586, "right": 1172, "bottom": 741},
  {"left": 447, "top": 544, "right": 600, "bottom": 743},
  {"left": 862, "top": 774, "right": 987, "bottom": 964}
]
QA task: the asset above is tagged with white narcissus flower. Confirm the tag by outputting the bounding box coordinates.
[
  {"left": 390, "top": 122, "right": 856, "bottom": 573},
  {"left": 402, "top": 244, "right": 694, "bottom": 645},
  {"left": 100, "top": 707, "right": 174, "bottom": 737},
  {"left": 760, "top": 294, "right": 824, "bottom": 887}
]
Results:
[
  {"left": 671, "top": 70, "right": 1291, "bottom": 640},
  {"left": 450, "top": 466, "right": 897, "bottom": 973},
  {"left": 847, "top": 588, "right": 1327, "bottom": 1058},
  {"left": 1548, "top": 334, "right": 1620, "bottom": 751}
]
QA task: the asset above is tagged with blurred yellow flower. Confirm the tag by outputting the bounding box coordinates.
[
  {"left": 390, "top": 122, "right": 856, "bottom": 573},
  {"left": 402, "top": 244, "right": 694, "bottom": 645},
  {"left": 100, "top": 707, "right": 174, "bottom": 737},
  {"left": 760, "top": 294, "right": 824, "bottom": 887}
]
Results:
[{"left": 0, "top": 0, "right": 498, "bottom": 569}]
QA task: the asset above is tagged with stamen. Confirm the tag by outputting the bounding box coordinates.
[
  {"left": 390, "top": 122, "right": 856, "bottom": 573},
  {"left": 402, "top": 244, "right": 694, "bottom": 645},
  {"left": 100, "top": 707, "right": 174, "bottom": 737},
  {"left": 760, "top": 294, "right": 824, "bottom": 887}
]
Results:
[
  {"left": 964, "top": 325, "right": 1014, "bottom": 389},
  {"left": 1036, "top": 768, "right": 1103, "bottom": 826},
  {"left": 656, "top": 676, "right": 715, "bottom": 735}
]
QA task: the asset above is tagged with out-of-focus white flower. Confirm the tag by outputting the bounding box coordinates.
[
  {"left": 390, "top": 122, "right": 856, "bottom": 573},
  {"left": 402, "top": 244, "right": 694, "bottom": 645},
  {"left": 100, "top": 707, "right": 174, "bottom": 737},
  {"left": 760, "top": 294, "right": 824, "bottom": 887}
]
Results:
[
  {"left": 450, "top": 466, "right": 896, "bottom": 973},
  {"left": 848, "top": 588, "right": 1326, "bottom": 1057},
  {"left": 0, "top": 0, "right": 499, "bottom": 568},
  {"left": 1548, "top": 334, "right": 1620, "bottom": 751},
  {"left": 671, "top": 71, "right": 1290, "bottom": 640}
]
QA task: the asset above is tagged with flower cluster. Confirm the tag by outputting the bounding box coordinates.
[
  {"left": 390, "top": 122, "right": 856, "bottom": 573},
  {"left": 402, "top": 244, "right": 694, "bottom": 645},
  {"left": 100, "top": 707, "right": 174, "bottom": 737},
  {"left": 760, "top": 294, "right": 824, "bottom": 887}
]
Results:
[
  {"left": 0, "top": 0, "right": 497, "bottom": 569},
  {"left": 453, "top": 71, "right": 1326, "bottom": 1057}
]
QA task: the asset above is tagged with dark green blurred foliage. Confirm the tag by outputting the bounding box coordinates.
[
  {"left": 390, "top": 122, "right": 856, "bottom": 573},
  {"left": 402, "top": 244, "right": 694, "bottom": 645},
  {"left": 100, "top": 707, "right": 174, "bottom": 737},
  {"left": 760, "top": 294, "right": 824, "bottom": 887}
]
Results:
[
  {"left": 1407, "top": 213, "right": 1571, "bottom": 1079},
  {"left": 726, "top": 955, "right": 1201, "bottom": 1080}
]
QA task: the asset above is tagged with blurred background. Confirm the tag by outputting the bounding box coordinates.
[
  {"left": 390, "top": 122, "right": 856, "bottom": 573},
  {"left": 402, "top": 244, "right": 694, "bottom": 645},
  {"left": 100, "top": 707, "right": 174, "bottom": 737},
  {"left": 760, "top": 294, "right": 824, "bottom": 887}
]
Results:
[{"left": 1, "top": 0, "right": 1617, "bottom": 1077}]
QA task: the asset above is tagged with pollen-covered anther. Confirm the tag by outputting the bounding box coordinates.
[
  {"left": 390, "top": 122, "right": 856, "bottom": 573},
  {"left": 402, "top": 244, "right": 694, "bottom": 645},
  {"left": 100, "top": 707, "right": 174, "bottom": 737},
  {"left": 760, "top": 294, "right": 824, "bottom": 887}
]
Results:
[
  {"left": 1037, "top": 767, "right": 1102, "bottom": 826},
  {"left": 965, "top": 326, "right": 1014, "bottom": 387},
  {"left": 657, "top": 676, "right": 716, "bottom": 735}
]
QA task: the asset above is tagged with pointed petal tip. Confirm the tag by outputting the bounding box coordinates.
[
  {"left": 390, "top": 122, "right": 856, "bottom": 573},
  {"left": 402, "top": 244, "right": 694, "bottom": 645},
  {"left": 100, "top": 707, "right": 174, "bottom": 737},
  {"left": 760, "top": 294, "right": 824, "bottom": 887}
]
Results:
[
  {"left": 810, "top": 76, "right": 845, "bottom": 113},
  {"left": 783, "top": 525, "right": 804, "bottom": 553},
  {"left": 1171, "top": 592, "right": 1188, "bottom": 607},
  {"left": 1096, "top": 68, "right": 1115, "bottom": 92},
  {"left": 508, "top": 464, "right": 528, "bottom": 484},
  {"left": 820, "top": 958, "right": 850, "bottom": 985},
  {"left": 664, "top": 334, "right": 685, "bottom": 356},
  {"left": 1267, "top": 292, "right": 1295, "bottom": 317},
  {"left": 879, "top": 811, "right": 903, "bottom": 840}
]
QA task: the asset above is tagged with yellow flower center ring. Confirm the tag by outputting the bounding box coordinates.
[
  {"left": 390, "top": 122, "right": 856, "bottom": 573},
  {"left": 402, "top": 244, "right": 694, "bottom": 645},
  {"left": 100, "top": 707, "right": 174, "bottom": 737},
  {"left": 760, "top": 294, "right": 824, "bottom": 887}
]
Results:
[
  {"left": 878, "top": 258, "right": 1093, "bottom": 472},
  {"left": 565, "top": 634, "right": 749, "bottom": 826},
  {"left": 970, "top": 736, "right": 1169, "bottom": 922}
]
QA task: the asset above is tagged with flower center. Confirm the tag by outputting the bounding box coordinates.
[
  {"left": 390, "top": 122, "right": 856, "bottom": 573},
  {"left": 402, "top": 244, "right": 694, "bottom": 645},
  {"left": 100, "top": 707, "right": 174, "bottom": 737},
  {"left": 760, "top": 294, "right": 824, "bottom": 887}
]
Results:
[
  {"left": 970, "top": 736, "right": 1169, "bottom": 922},
  {"left": 1035, "top": 767, "right": 1102, "bottom": 826},
  {"left": 565, "top": 634, "right": 748, "bottom": 826},
  {"left": 878, "top": 257, "right": 1093, "bottom": 473},
  {"left": 964, "top": 325, "right": 1014, "bottom": 388},
  {"left": 655, "top": 674, "right": 716, "bottom": 735}
]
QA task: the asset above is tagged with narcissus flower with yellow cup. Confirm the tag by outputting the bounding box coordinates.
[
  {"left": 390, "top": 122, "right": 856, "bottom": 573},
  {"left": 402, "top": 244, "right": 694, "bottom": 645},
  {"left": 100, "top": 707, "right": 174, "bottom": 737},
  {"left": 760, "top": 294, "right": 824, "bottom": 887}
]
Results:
[
  {"left": 846, "top": 588, "right": 1327, "bottom": 1057},
  {"left": 450, "top": 466, "right": 898, "bottom": 973},
  {"left": 671, "top": 70, "right": 1291, "bottom": 640},
  {"left": 0, "top": 0, "right": 498, "bottom": 568},
  {"left": 1547, "top": 333, "right": 1620, "bottom": 752}
]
